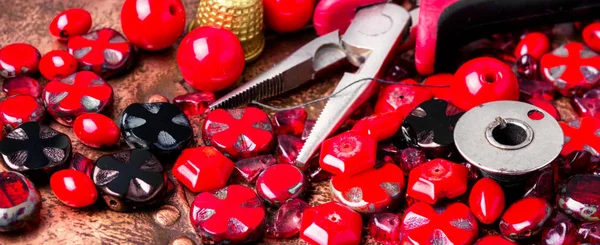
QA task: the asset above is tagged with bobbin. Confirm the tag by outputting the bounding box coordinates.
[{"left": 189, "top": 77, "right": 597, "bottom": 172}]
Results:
[{"left": 454, "top": 101, "right": 563, "bottom": 187}]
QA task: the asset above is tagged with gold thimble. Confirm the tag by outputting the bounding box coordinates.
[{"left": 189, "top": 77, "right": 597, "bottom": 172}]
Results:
[{"left": 194, "top": 0, "right": 265, "bottom": 63}]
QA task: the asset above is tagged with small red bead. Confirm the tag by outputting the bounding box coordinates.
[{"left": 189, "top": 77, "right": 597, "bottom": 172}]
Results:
[
  {"left": 49, "top": 8, "right": 92, "bottom": 40},
  {"left": 173, "top": 91, "right": 215, "bottom": 116},
  {"left": 39, "top": 50, "right": 78, "bottom": 80},
  {"left": 0, "top": 94, "right": 45, "bottom": 129},
  {"left": 0, "top": 43, "right": 41, "bottom": 78},
  {"left": 256, "top": 164, "right": 305, "bottom": 205},
  {"left": 276, "top": 134, "right": 306, "bottom": 170},
  {"left": 515, "top": 32, "right": 550, "bottom": 60},
  {"left": 540, "top": 42, "right": 600, "bottom": 96},
  {"left": 265, "top": 198, "right": 309, "bottom": 239},
  {"left": 474, "top": 235, "right": 517, "bottom": 245},
  {"left": 173, "top": 146, "right": 235, "bottom": 192},
  {"left": 351, "top": 112, "right": 401, "bottom": 142},
  {"left": 2, "top": 76, "right": 42, "bottom": 97},
  {"left": 234, "top": 155, "right": 277, "bottom": 183},
  {"left": 468, "top": 178, "right": 505, "bottom": 224},
  {"left": 319, "top": 131, "right": 377, "bottom": 176},
  {"left": 559, "top": 117, "right": 600, "bottom": 156},
  {"left": 374, "top": 78, "right": 433, "bottom": 120},
  {"left": 273, "top": 108, "right": 308, "bottom": 137},
  {"left": 500, "top": 197, "right": 552, "bottom": 240},
  {"left": 300, "top": 202, "right": 363, "bottom": 245},
  {"left": 177, "top": 26, "right": 245, "bottom": 92},
  {"left": 583, "top": 22, "right": 600, "bottom": 52},
  {"left": 452, "top": 57, "right": 519, "bottom": 111},
  {"left": 263, "top": 0, "right": 314, "bottom": 33},
  {"left": 423, "top": 73, "right": 454, "bottom": 102},
  {"left": 50, "top": 169, "right": 98, "bottom": 208},
  {"left": 407, "top": 158, "right": 468, "bottom": 204},
  {"left": 73, "top": 113, "right": 120, "bottom": 148},
  {"left": 121, "top": 0, "right": 186, "bottom": 50},
  {"left": 368, "top": 213, "right": 401, "bottom": 245}
]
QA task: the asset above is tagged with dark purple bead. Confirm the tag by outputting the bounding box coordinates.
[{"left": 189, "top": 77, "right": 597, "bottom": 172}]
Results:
[
  {"left": 308, "top": 164, "right": 331, "bottom": 181},
  {"left": 515, "top": 54, "right": 539, "bottom": 80},
  {"left": 399, "top": 147, "right": 426, "bottom": 173},
  {"left": 577, "top": 222, "right": 600, "bottom": 244},
  {"left": 385, "top": 56, "right": 415, "bottom": 82},
  {"left": 265, "top": 198, "right": 309, "bottom": 238},
  {"left": 573, "top": 89, "right": 600, "bottom": 118},
  {"left": 541, "top": 211, "right": 578, "bottom": 245},
  {"left": 273, "top": 108, "right": 307, "bottom": 137},
  {"left": 368, "top": 213, "right": 401, "bottom": 245},
  {"left": 554, "top": 151, "right": 600, "bottom": 182},
  {"left": 523, "top": 167, "right": 555, "bottom": 202},
  {"left": 276, "top": 134, "right": 306, "bottom": 170},
  {"left": 234, "top": 155, "right": 277, "bottom": 183},
  {"left": 69, "top": 152, "right": 95, "bottom": 178}
]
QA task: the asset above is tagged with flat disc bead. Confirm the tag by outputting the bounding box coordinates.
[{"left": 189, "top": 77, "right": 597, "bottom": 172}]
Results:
[
  {"left": 0, "top": 94, "right": 45, "bottom": 129},
  {"left": 0, "top": 171, "right": 41, "bottom": 232},
  {"left": 50, "top": 169, "right": 98, "bottom": 208},
  {"left": 256, "top": 164, "right": 305, "bottom": 205},
  {"left": 0, "top": 43, "right": 41, "bottom": 78}
]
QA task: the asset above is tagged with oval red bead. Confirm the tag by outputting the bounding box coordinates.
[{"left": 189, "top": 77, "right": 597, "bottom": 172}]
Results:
[
  {"left": 73, "top": 113, "right": 120, "bottom": 148},
  {"left": 2, "top": 76, "right": 42, "bottom": 97},
  {"left": 515, "top": 32, "right": 550, "bottom": 60},
  {"left": 407, "top": 158, "right": 468, "bottom": 204},
  {"left": 0, "top": 94, "right": 45, "bottom": 129},
  {"left": 583, "top": 22, "right": 600, "bottom": 52},
  {"left": 300, "top": 202, "right": 363, "bottom": 245},
  {"left": 49, "top": 8, "right": 92, "bottom": 40},
  {"left": 39, "top": 50, "right": 78, "bottom": 80},
  {"left": 351, "top": 112, "right": 401, "bottom": 142},
  {"left": 256, "top": 164, "right": 305, "bottom": 205},
  {"left": 50, "top": 169, "right": 98, "bottom": 208},
  {"left": 0, "top": 43, "right": 41, "bottom": 78},
  {"left": 468, "top": 177, "right": 505, "bottom": 224},
  {"left": 263, "top": 0, "right": 314, "bottom": 33},
  {"left": 500, "top": 197, "right": 552, "bottom": 240},
  {"left": 121, "top": 0, "right": 186, "bottom": 50}
]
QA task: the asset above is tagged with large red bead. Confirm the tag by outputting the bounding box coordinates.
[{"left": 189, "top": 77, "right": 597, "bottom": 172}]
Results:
[
  {"left": 273, "top": 108, "right": 308, "bottom": 137},
  {"left": 540, "top": 42, "right": 600, "bottom": 96},
  {"left": 583, "top": 22, "right": 600, "bottom": 52},
  {"left": 319, "top": 131, "right": 377, "bottom": 176},
  {"left": 351, "top": 112, "right": 401, "bottom": 142},
  {"left": 173, "top": 91, "right": 215, "bottom": 116},
  {"left": 0, "top": 43, "right": 41, "bottom": 78},
  {"left": 49, "top": 8, "right": 92, "bottom": 40},
  {"left": 0, "top": 171, "right": 41, "bottom": 231},
  {"left": 50, "top": 169, "right": 98, "bottom": 208},
  {"left": 73, "top": 113, "right": 120, "bottom": 148},
  {"left": 2, "top": 76, "right": 42, "bottom": 97},
  {"left": 177, "top": 26, "right": 245, "bottom": 92},
  {"left": 330, "top": 163, "right": 404, "bottom": 213},
  {"left": 374, "top": 79, "right": 433, "bottom": 121},
  {"left": 190, "top": 185, "right": 265, "bottom": 244},
  {"left": 0, "top": 94, "right": 45, "bottom": 129},
  {"left": 43, "top": 71, "right": 113, "bottom": 126},
  {"left": 452, "top": 57, "right": 520, "bottom": 111},
  {"left": 499, "top": 197, "right": 552, "bottom": 240},
  {"left": 474, "top": 235, "right": 517, "bottom": 245},
  {"left": 121, "top": 0, "right": 186, "bottom": 50},
  {"left": 407, "top": 159, "right": 468, "bottom": 204},
  {"left": 300, "top": 202, "right": 363, "bottom": 245},
  {"left": 557, "top": 174, "right": 600, "bottom": 221},
  {"left": 468, "top": 178, "right": 505, "bottom": 224},
  {"left": 203, "top": 107, "right": 275, "bottom": 159},
  {"left": 559, "top": 117, "right": 600, "bottom": 156},
  {"left": 256, "top": 164, "right": 305, "bottom": 205},
  {"left": 263, "top": 0, "right": 314, "bottom": 33},
  {"left": 514, "top": 32, "right": 550, "bottom": 60},
  {"left": 368, "top": 213, "right": 401, "bottom": 245},
  {"left": 400, "top": 202, "right": 479, "bottom": 245},
  {"left": 39, "top": 50, "right": 78, "bottom": 80},
  {"left": 173, "top": 146, "right": 235, "bottom": 192},
  {"left": 423, "top": 73, "right": 454, "bottom": 102}
]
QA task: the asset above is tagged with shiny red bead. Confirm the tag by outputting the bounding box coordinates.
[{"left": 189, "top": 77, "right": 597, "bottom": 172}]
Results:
[
  {"left": 583, "top": 22, "right": 600, "bottom": 52},
  {"left": 400, "top": 202, "right": 479, "bottom": 245},
  {"left": 351, "top": 112, "right": 401, "bottom": 142},
  {"left": 263, "top": 0, "right": 314, "bottom": 33},
  {"left": 515, "top": 32, "right": 550, "bottom": 60},
  {"left": 474, "top": 235, "right": 517, "bottom": 245},
  {"left": 273, "top": 108, "right": 307, "bottom": 136},
  {"left": 276, "top": 134, "right": 306, "bottom": 170},
  {"left": 2, "top": 76, "right": 41, "bottom": 97},
  {"left": 73, "top": 113, "right": 120, "bottom": 148},
  {"left": 190, "top": 185, "right": 265, "bottom": 244},
  {"left": 523, "top": 166, "right": 555, "bottom": 202},
  {"left": 374, "top": 79, "right": 433, "bottom": 121},
  {"left": 368, "top": 213, "right": 401, "bottom": 245},
  {"left": 202, "top": 107, "right": 275, "bottom": 159},
  {"left": 423, "top": 73, "right": 454, "bottom": 102},
  {"left": 407, "top": 158, "right": 468, "bottom": 204},
  {"left": 452, "top": 57, "right": 520, "bottom": 111},
  {"left": 330, "top": 163, "right": 404, "bottom": 213},
  {"left": 173, "top": 91, "right": 215, "bottom": 116},
  {"left": 541, "top": 211, "right": 578, "bottom": 245},
  {"left": 300, "top": 202, "right": 363, "bottom": 245},
  {"left": 0, "top": 43, "right": 41, "bottom": 78},
  {"left": 559, "top": 116, "right": 600, "bottom": 156},
  {"left": 540, "top": 42, "right": 600, "bottom": 96},
  {"left": 256, "top": 164, "right": 305, "bottom": 205},
  {"left": 49, "top": 8, "right": 92, "bottom": 40},
  {"left": 50, "top": 169, "right": 98, "bottom": 208},
  {"left": 557, "top": 174, "right": 600, "bottom": 221},
  {"left": 0, "top": 171, "right": 41, "bottom": 231},
  {"left": 500, "top": 197, "right": 552, "bottom": 240},
  {"left": 234, "top": 155, "right": 277, "bottom": 183},
  {"left": 468, "top": 178, "right": 505, "bottom": 224},
  {"left": 67, "top": 28, "right": 134, "bottom": 78},
  {"left": 319, "top": 131, "right": 377, "bottom": 176},
  {"left": 177, "top": 26, "right": 245, "bottom": 92},
  {"left": 121, "top": 0, "right": 186, "bottom": 50},
  {"left": 39, "top": 50, "right": 78, "bottom": 80},
  {"left": 0, "top": 94, "right": 45, "bottom": 129},
  {"left": 43, "top": 71, "right": 113, "bottom": 126},
  {"left": 265, "top": 198, "right": 309, "bottom": 238},
  {"left": 173, "top": 146, "right": 235, "bottom": 192}
]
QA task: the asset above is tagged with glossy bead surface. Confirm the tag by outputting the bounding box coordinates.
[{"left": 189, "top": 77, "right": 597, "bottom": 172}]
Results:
[
  {"left": 515, "top": 54, "right": 539, "bottom": 80},
  {"left": 499, "top": 197, "right": 552, "bottom": 240},
  {"left": 73, "top": 113, "right": 120, "bottom": 148},
  {"left": 407, "top": 159, "right": 468, "bottom": 204},
  {"left": 352, "top": 112, "right": 401, "bottom": 142},
  {"left": 273, "top": 108, "right": 307, "bottom": 137},
  {"left": 368, "top": 213, "right": 401, "bottom": 245},
  {"left": 177, "top": 26, "right": 244, "bottom": 92},
  {"left": 473, "top": 235, "right": 517, "bottom": 245},
  {"left": 468, "top": 178, "right": 505, "bottom": 224},
  {"left": 49, "top": 8, "right": 92, "bottom": 40},
  {"left": 43, "top": 71, "right": 113, "bottom": 126},
  {"left": 573, "top": 88, "right": 600, "bottom": 118},
  {"left": 577, "top": 222, "right": 600, "bottom": 244},
  {"left": 69, "top": 152, "right": 94, "bottom": 178},
  {"left": 385, "top": 56, "right": 415, "bottom": 82},
  {"left": 319, "top": 131, "right": 377, "bottom": 176},
  {"left": 190, "top": 185, "right": 265, "bottom": 244},
  {"left": 0, "top": 94, "right": 45, "bottom": 129},
  {"left": 300, "top": 202, "right": 362, "bottom": 245},
  {"left": 583, "top": 22, "right": 600, "bottom": 52},
  {"left": 39, "top": 50, "right": 78, "bottom": 80},
  {"left": 173, "top": 146, "right": 234, "bottom": 193},
  {"left": 202, "top": 107, "right": 274, "bottom": 159},
  {"left": 256, "top": 164, "right": 305, "bottom": 205},
  {"left": 263, "top": 0, "right": 313, "bottom": 33},
  {"left": 67, "top": 28, "right": 134, "bottom": 78},
  {"left": 540, "top": 42, "right": 600, "bottom": 96},
  {"left": 0, "top": 171, "right": 41, "bottom": 232},
  {"left": 276, "top": 134, "right": 306, "bottom": 170},
  {"left": 330, "top": 163, "right": 404, "bottom": 213},
  {"left": 559, "top": 117, "right": 600, "bottom": 156},
  {"left": 302, "top": 119, "right": 315, "bottom": 141},
  {"left": 399, "top": 147, "right": 427, "bottom": 173},
  {"left": 540, "top": 211, "right": 578, "bottom": 245},
  {"left": 555, "top": 150, "right": 600, "bottom": 180},
  {"left": 557, "top": 174, "right": 600, "bottom": 221},
  {"left": 515, "top": 32, "right": 550, "bottom": 60},
  {"left": 523, "top": 167, "right": 555, "bottom": 202},
  {"left": 265, "top": 198, "right": 309, "bottom": 238},
  {"left": 452, "top": 57, "right": 520, "bottom": 111},
  {"left": 2, "top": 76, "right": 41, "bottom": 97},
  {"left": 50, "top": 169, "right": 97, "bottom": 208},
  {"left": 374, "top": 79, "right": 433, "bottom": 121},
  {"left": 0, "top": 43, "right": 41, "bottom": 78},
  {"left": 423, "top": 73, "right": 454, "bottom": 102},
  {"left": 173, "top": 91, "right": 215, "bottom": 116},
  {"left": 519, "top": 79, "right": 556, "bottom": 101},
  {"left": 234, "top": 155, "right": 277, "bottom": 183},
  {"left": 120, "top": 0, "right": 186, "bottom": 50}
]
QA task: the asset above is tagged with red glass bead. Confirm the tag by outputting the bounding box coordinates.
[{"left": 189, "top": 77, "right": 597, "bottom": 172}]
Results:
[
  {"left": 319, "top": 131, "right": 377, "bottom": 176},
  {"left": 527, "top": 98, "right": 559, "bottom": 120},
  {"left": 474, "top": 235, "right": 517, "bottom": 245},
  {"left": 519, "top": 79, "right": 556, "bottom": 101},
  {"left": 515, "top": 54, "right": 539, "bottom": 80},
  {"left": 499, "top": 197, "right": 552, "bottom": 240},
  {"left": 459, "top": 161, "right": 481, "bottom": 184},
  {"left": 302, "top": 119, "right": 315, "bottom": 141},
  {"left": 558, "top": 174, "right": 600, "bottom": 221},
  {"left": 121, "top": 0, "right": 186, "bottom": 50},
  {"left": 49, "top": 8, "right": 92, "bottom": 40},
  {"left": 39, "top": 50, "right": 78, "bottom": 80},
  {"left": 554, "top": 150, "right": 600, "bottom": 181},
  {"left": 374, "top": 79, "right": 433, "bottom": 121},
  {"left": 559, "top": 117, "right": 600, "bottom": 156},
  {"left": 190, "top": 185, "right": 265, "bottom": 244},
  {"left": 468, "top": 178, "right": 505, "bottom": 224},
  {"left": 368, "top": 213, "right": 401, "bottom": 245},
  {"left": 256, "top": 164, "right": 305, "bottom": 205},
  {"left": 265, "top": 198, "right": 309, "bottom": 238},
  {"left": 400, "top": 202, "right": 479, "bottom": 245},
  {"left": 173, "top": 91, "right": 215, "bottom": 116},
  {"left": 2, "top": 76, "right": 41, "bottom": 97},
  {"left": 540, "top": 42, "right": 600, "bottom": 96},
  {"left": 308, "top": 164, "right": 332, "bottom": 182},
  {"left": 234, "top": 155, "right": 277, "bottom": 183},
  {"left": 523, "top": 167, "right": 555, "bottom": 202},
  {"left": 540, "top": 211, "right": 578, "bottom": 245},
  {"left": 514, "top": 32, "right": 550, "bottom": 60},
  {"left": 173, "top": 146, "right": 235, "bottom": 192},
  {"left": 577, "top": 222, "right": 600, "bottom": 244},
  {"left": 399, "top": 147, "right": 427, "bottom": 174},
  {"left": 67, "top": 28, "right": 135, "bottom": 78},
  {"left": 43, "top": 71, "right": 113, "bottom": 126},
  {"left": 583, "top": 22, "right": 600, "bottom": 52},
  {"left": 300, "top": 202, "right": 362, "bottom": 245},
  {"left": 423, "top": 73, "right": 454, "bottom": 102},
  {"left": 351, "top": 112, "right": 401, "bottom": 142},
  {"left": 0, "top": 94, "right": 45, "bottom": 129},
  {"left": 73, "top": 113, "right": 120, "bottom": 148},
  {"left": 177, "top": 26, "right": 245, "bottom": 92},
  {"left": 263, "top": 0, "right": 314, "bottom": 33},
  {"left": 0, "top": 43, "right": 41, "bottom": 78},
  {"left": 573, "top": 88, "right": 600, "bottom": 118},
  {"left": 50, "top": 169, "right": 98, "bottom": 208},
  {"left": 452, "top": 57, "right": 520, "bottom": 111},
  {"left": 276, "top": 134, "right": 306, "bottom": 170},
  {"left": 376, "top": 144, "right": 401, "bottom": 167},
  {"left": 0, "top": 171, "right": 41, "bottom": 232},
  {"left": 407, "top": 159, "right": 468, "bottom": 204},
  {"left": 330, "top": 163, "right": 405, "bottom": 213},
  {"left": 202, "top": 107, "right": 275, "bottom": 159},
  {"left": 69, "top": 152, "right": 95, "bottom": 178},
  {"left": 273, "top": 108, "right": 307, "bottom": 137}
]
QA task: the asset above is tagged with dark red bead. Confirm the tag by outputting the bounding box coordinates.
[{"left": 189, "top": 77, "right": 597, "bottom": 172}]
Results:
[
  {"left": 469, "top": 178, "right": 505, "bottom": 224},
  {"left": 121, "top": 0, "right": 186, "bottom": 50},
  {"left": 39, "top": 50, "right": 78, "bottom": 80},
  {"left": 523, "top": 167, "right": 555, "bottom": 202},
  {"left": 319, "top": 131, "right": 377, "bottom": 176},
  {"left": 368, "top": 213, "right": 401, "bottom": 245},
  {"left": 256, "top": 164, "right": 305, "bottom": 205},
  {"left": 263, "top": 0, "right": 314, "bottom": 33},
  {"left": 376, "top": 144, "right": 401, "bottom": 167},
  {"left": 73, "top": 113, "right": 120, "bottom": 148},
  {"left": 555, "top": 150, "right": 600, "bottom": 181},
  {"left": 474, "top": 235, "right": 517, "bottom": 245},
  {"left": 514, "top": 32, "right": 550, "bottom": 60},
  {"left": 50, "top": 169, "right": 98, "bottom": 208},
  {"left": 540, "top": 211, "right": 578, "bottom": 245},
  {"left": 374, "top": 79, "right": 433, "bottom": 121},
  {"left": 499, "top": 197, "right": 552, "bottom": 240},
  {"left": 2, "top": 76, "right": 41, "bottom": 98},
  {"left": 43, "top": 71, "right": 113, "bottom": 126},
  {"left": 190, "top": 185, "right": 265, "bottom": 244},
  {"left": 234, "top": 155, "right": 277, "bottom": 183},
  {"left": 352, "top": 112, "right": 401, "bottom": 142},
  {"left": 301, "top": 119, "right": 315, "bottom": 141},
  {"left": 273, "top": 108, "right": 307, "bottom": 137},
  {"left": 0, "top": 94, "right": 45, "bottom": 129},
  {"left": 407, "top": 159, "right": 468, "bottom": 204},
  {"left": 540, "top": 42, "right": 600, "bottom": 96},
  {"left": 173, "top": 91, "right": 215, "bottom": 116},
  {"left": 423, "top": 73, "right": 454, "bottom": 102},
  {"left": 276, "top": 134, "right": 306, "bottom": 170},
  {"left": 573, "top": 88, "right": 600, "bottom": 118},
  {"left": 300, "top": 202, "right": 362, "bottom": 245},
  {"left": 0, "top": 171, "right": 41, "bottom": 231},
  {"left": 577, "top": 222, "right": 600, "bottom": 244},
  {"left": 583, "top": 22, "right": 600, "bottom": 52},
  {"left": 67, "top": 28, "right": 135, "bottom": 78},
  {"left": 308, "top": 164, "right": 331, "bottom": 182},
  {"left": 399, "top": 147, "right": 427, "bottom": 174},
  {"left": 0, "top": 43, "right": 41, "bottom": 78},
  {"left": 385, "top": 56, "right": 415, "bottom": 82},
  {"left": 515, "top": 54, "right": 539, "bottom": 80},
  {"left": 172, "top": 146, "right": 235, "bottom": 192},
  {"left": 265, "top": 198, "right": 309, "bottom": 238},
  {"left": 557, "top": 174, "right": 600, "bottom": 221},
  {"left": 49, "top": 9, "right": 92, "bottom": 40},
  {"left": 69, "top": 152, "right": 95, "bottom": 178},
  {"left": 519, "top": 79, "right": 556, "bottom": 101},
  {"left": 559, "top": 117, "right": 600, "bottom": 156}
]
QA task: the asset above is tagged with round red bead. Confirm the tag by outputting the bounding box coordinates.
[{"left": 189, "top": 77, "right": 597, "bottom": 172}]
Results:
[
  {"left": 0, "top": 43, "right": 41, "bottom": 78},
  {"left": 49, "top": 8, "right": 92, "bottom": 40},
  {"left": 583, "top": 22, "right": 600, "bottom": 52},
  {"left": 2, "top": 76, "right": 42, "bottom": 97},
  {"left": 177, "top": 26, "right": 245, "bottom": 92},
  {"left": 499, "top": 197, "right": 552, "bottom": 240},
  {"left": 263, "top": 0, "right": 314, "bottom": 33},
  {"left": 73, "top": 113, "right": 120, "bottom": 148},
  {"left": 0, "top": 94, "right": 45, "bottom": 129},
  {"left": 121, "top": 0, "right": 186, "bottom": 50},
  {"left": 50, "top": 169, "right": 98, "bottom": 208},
  {"left": 39, "top": 50, "right": 78, "bottom": 80},
  {"left": 468, "top": 177, "right": 505, "bottom": 224},
  {"left": 300, "top": 202, "right": 363, "bottom": 245},
  {"left": 256, "top": 164, "right": 305, "bottom": 205},
  {"left": 515, "top": 32, "right": 550, "bottom": 60}
]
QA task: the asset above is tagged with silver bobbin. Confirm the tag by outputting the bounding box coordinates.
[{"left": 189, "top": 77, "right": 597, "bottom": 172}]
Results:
[{"left": 454, "top": 101, "right": 564, "bottom": 185}]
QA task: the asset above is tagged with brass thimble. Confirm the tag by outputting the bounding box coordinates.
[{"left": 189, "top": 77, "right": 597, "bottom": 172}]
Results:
[{"left": 194, "top": 0, "right": 265, "bottom": 62}]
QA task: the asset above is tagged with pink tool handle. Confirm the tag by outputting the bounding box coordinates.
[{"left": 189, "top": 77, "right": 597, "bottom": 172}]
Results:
[
  {"left": 414, "top": 0, "right": 458, "bottom": 75},
  {"left": 313, "top": 0, "right": 387, "bottom": 36}
]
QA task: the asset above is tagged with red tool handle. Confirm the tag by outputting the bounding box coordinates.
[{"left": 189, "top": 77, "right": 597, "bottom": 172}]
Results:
[{"left": 313, "top": 0, "right": 387, "bottom": 36}]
